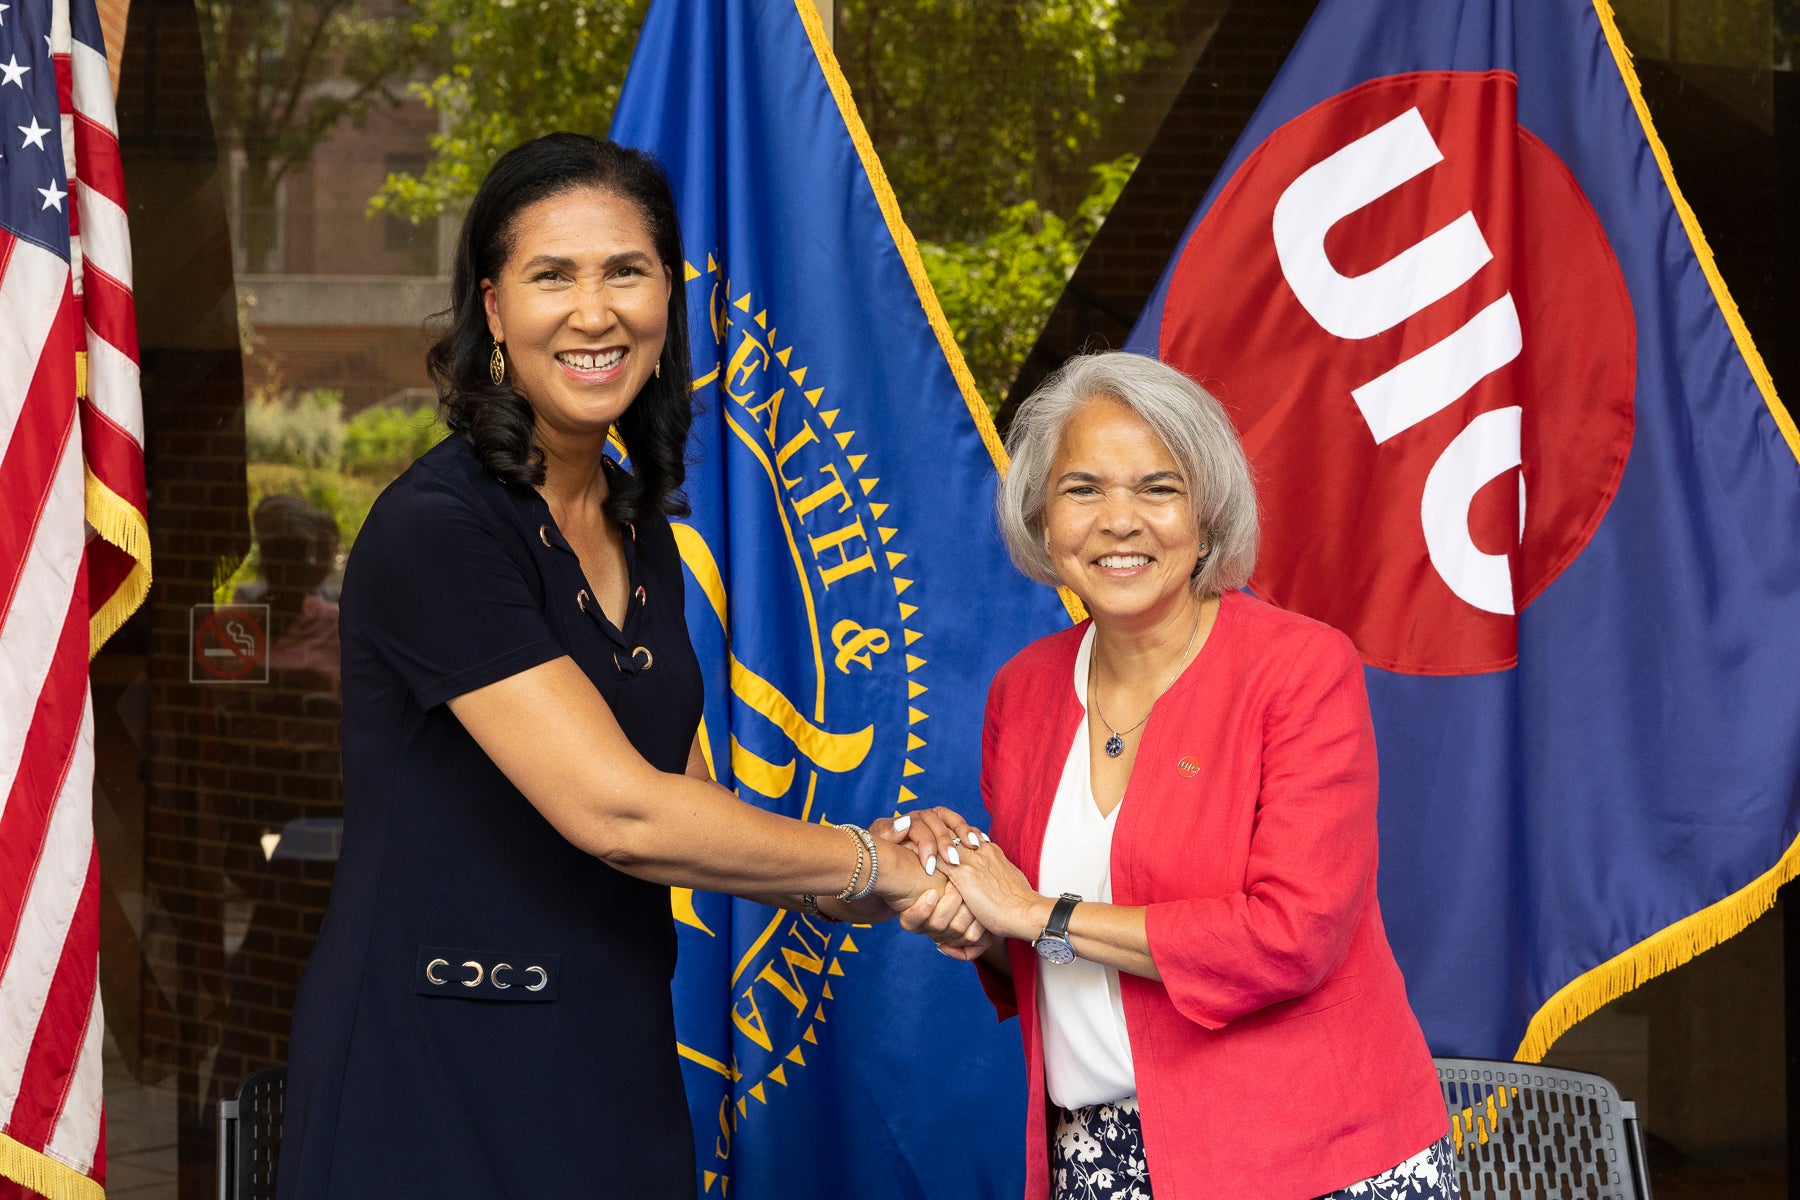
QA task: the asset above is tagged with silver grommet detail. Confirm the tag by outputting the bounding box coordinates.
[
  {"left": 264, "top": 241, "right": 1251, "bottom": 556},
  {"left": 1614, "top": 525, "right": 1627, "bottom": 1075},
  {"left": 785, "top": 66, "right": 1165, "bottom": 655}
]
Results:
[
  {"left": 538, "top": 524, "right": 552, "bottom": 548},
  {"left": 491, "top": 963, "right": 512, "bottom": 989},
  {"left": 576, "top": 589, "right": 590, "bottom": 612},
  {"left": 425, "top": 958, "right": 449, "bottom": 986},
  {"left": 524, "top": 965, "right": 548, "bottom": 992},
  {"left": 461, "top": 960, "right": 484, "bottom": 987},
  {"left": 631, "top": 646, "right": 654, "bottom": 670}
]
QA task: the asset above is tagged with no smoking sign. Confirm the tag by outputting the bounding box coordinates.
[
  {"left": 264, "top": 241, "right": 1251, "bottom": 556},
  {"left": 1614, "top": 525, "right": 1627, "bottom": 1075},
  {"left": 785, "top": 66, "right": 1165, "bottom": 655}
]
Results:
[{"left": 189, "top": 604, "right": 270, "bottom": 684}]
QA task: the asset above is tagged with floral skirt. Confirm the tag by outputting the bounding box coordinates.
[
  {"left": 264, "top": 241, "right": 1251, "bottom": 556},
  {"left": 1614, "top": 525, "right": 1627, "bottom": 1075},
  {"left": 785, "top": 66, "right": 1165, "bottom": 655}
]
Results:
[{"left": 1050, "top": 1097, "right": 1460, "bottom": 1200}]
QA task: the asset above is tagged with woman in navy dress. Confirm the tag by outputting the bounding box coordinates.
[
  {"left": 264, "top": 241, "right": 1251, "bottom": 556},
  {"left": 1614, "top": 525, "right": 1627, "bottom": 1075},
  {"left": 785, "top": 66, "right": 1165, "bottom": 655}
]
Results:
[{"left": 278, "top": 134, "right": 954, "bottom": 1198}]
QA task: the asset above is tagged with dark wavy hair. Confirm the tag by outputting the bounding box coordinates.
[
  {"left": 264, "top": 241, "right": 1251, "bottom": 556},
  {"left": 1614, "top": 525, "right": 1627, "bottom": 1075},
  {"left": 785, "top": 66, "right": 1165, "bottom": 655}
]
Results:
[{"left": 427, "top": 133, "right": 695, "bottom": 521}]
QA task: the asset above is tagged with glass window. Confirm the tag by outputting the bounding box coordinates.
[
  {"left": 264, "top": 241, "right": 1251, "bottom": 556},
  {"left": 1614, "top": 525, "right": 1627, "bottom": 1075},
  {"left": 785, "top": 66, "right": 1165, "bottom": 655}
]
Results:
[{"left": 87, "top": 1, "right": 1791, "bottom": 1195}]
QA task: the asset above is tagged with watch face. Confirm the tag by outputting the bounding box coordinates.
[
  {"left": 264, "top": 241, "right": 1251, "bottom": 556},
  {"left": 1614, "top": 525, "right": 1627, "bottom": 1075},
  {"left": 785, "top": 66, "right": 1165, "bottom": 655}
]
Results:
[{"left": 1034, "top": 936, "right": 1075, "bottom": 965}]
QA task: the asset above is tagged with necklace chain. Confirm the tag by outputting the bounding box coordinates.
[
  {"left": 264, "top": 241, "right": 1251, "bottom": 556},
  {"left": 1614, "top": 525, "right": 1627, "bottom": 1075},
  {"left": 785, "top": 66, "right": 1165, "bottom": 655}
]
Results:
[{"left": 1089, "top": 605, "right": 1204, "bottom": 757}]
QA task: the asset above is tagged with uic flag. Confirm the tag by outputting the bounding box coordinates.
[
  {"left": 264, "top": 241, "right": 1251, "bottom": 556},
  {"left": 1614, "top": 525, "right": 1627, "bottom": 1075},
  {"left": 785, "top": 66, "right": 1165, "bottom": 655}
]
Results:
[
  {"left": 611, "top": 1, "right": 1073, "bottom": 1197},
  {"left": 1, "top": 0, "right": 148, "bottom": 1194},
  {"left": 1128, "top": 0, "right": 1800, "bottom": 1060}
]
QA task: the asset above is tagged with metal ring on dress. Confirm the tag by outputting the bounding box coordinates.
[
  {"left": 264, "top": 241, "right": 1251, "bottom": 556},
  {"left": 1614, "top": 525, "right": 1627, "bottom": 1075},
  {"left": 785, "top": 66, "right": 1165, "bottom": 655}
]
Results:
[
  {"left": 631, "top": 646, "right": 654, "bottom": 670},
  {"left": 461, "top": 960, "right": 484, "bottom": 987},
  {"left": 576, "top": 589, "right": 590, "bottom": 612},
  {"left": 491, "top": 963, "right": 512, "bottom": 989},
  {"left": 425, "top": 957, "right": 449, "bottom": 986},
  {"left": 538, "top": 524, "right": 552, "bottom": 548},
  {"left": 524, "top": 965, "right": 548, "bottom": 992}
]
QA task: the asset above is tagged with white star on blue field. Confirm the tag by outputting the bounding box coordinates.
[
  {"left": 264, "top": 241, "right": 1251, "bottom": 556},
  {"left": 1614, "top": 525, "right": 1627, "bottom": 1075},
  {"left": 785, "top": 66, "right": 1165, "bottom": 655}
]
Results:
[{"left": 0, "top": 0, "right": 70, "bottom": 258}]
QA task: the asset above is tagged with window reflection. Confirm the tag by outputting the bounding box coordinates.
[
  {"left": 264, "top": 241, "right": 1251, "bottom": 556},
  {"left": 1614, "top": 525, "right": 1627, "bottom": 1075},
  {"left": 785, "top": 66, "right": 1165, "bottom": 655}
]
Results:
[{"left": 90, "top": 0, "right": 1792, "bottom": 1195}]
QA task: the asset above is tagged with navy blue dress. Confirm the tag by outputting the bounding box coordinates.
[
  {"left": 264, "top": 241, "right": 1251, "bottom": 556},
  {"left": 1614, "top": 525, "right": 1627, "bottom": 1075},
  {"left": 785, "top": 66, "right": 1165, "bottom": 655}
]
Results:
[{"left": 280, "top": 435, "right": 702, "bottom": 1198}]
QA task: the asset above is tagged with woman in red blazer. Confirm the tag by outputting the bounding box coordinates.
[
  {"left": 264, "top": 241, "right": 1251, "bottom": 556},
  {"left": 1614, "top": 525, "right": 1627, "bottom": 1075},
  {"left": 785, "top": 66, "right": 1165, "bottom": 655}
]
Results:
[{"left": 896, "top": 353, "right": 1454, "bottom": 1200}]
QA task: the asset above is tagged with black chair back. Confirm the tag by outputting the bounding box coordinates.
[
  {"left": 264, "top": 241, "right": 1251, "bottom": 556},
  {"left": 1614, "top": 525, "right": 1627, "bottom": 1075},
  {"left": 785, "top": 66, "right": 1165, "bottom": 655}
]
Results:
[
  {"left": 1436, "top": 1056, "right": 1652, "bottom": 1199},
  {"left": 218, "top": 1064, "right": 286, "bottom": 1200}
]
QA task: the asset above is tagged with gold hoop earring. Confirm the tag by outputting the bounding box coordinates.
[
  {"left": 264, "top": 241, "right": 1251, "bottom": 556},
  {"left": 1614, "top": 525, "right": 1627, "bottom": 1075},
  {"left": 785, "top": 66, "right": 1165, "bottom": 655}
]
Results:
[{"left": 489, "top": 342, "right": 506, "bottom": 386}]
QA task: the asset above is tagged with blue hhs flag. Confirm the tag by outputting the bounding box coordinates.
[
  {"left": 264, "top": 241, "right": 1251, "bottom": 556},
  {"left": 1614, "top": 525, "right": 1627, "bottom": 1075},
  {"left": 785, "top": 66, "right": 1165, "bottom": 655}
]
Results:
[
  {"left": 611, "top": 2, "right": 1072, "bottom": 1196},
  {"left": 1129, "top": 0, "right": 1800, "bottom": 1060}
]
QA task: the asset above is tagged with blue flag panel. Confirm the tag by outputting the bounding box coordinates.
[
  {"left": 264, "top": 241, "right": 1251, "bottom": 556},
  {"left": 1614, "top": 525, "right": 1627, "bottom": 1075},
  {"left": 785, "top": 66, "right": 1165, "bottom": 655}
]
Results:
[
  {"left": 1128, "top": 0, "right": 1800, "bottom": 1060},
  {"left": 610, "top": 2, "right": 1073, "bottom": 1196}
]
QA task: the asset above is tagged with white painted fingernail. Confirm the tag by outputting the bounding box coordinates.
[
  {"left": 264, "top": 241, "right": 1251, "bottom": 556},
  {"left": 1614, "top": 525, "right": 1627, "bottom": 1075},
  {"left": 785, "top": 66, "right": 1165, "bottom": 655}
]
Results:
[
  {"left": 925, "top": 855, "right": 937, "bottom": 876},
  {"left": 893, "top": 814, "right": 912, "bottom": 833},
  {"left": 967, "top": 830, "right": 982, "bottom": 847},
  {"left": 946, "top": 845, "right": 961, "bottom": 865}
]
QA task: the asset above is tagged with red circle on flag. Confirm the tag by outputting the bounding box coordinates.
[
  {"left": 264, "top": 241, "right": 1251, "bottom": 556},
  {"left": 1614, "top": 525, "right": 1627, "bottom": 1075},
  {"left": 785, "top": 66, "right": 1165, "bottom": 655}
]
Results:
[{"left": 1160, "top": 71, "right": 1634, "bottom": 675}]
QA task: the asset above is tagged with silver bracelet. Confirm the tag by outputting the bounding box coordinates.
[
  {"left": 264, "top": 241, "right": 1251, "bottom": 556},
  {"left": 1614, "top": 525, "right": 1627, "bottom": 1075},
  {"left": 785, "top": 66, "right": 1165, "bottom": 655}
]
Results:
[{"left": 845, "top": 825, "right": 879, "bottom": 902}]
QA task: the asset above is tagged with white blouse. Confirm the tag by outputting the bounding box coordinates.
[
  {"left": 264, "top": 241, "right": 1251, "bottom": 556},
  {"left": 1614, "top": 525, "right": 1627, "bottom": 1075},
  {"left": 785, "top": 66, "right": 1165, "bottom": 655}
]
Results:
[{"left": 1035, "top": 623, "right": 1136, "bottom": 1110}]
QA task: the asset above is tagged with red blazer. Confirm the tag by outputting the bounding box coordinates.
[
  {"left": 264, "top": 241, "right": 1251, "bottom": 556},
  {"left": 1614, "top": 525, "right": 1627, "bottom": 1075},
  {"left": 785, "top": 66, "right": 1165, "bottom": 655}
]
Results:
[{"left": 977, "top": 591, "right": 1447, "bottom": 1200}]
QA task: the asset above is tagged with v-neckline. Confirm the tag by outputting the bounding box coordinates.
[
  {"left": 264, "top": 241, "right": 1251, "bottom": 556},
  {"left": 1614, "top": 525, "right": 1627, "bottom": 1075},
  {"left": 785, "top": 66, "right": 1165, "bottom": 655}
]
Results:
[{"left": 535, "top": 497, "right": 642, "bottom": 648}]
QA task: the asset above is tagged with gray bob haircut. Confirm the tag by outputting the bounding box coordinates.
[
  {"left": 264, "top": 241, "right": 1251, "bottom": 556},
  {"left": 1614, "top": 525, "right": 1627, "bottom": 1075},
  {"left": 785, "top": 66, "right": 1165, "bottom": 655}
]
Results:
[{"left": 997, "top": 351, "right": 1259, "bottom": 597}]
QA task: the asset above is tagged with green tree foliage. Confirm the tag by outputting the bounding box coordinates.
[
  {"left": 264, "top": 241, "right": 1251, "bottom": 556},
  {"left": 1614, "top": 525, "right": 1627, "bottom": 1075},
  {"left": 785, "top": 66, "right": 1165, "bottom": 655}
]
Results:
[
  {"left": 921, "top": 154, "right": 1136, "bottom": 413},
  {"left": 834, "top": 1, "right": 1180, "bottom": 241},
  {"left": 372, "top": 0, "right": 650, "bottom": 223},
  {"left": 196, "top": 0, "right": 436, "bottom": 270},
  {"left": 245, "top": 389, "right": 347, "bottom": 469},
  {"left": 242, "top": 392, "right": 449, "bottom": 564},
  {"left": 374, "top": 1, "right": 1182, "bottom": 400},
  {"left": 342, "top": 403, "right": 454, "bottom": 477}
]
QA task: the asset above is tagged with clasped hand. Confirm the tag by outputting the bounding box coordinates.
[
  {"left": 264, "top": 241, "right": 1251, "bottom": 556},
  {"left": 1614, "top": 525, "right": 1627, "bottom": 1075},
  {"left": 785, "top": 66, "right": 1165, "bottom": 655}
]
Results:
[{"left": 868, "top": 807, "right": 1045, "bottom": 962}]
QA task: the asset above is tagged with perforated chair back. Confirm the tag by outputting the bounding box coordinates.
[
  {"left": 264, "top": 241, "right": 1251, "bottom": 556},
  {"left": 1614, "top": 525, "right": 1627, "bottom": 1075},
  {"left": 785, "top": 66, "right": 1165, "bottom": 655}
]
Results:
[
  {"left": 218, "top": 1064, "right": 286, "bottom": 1200},
  {"left": 1435, "top": 1057, "right": 1652, "bottom": 1200}
]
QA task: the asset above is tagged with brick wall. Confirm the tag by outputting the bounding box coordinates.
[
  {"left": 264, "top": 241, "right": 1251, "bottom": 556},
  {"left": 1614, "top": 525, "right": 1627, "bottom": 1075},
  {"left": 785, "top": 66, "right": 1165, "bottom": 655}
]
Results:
[
  {"left": 251, "top": 323, "right": 438, "bottom": 413},
  {"left": 116, "top": 0, "right": 346, "bottom": 1186}
]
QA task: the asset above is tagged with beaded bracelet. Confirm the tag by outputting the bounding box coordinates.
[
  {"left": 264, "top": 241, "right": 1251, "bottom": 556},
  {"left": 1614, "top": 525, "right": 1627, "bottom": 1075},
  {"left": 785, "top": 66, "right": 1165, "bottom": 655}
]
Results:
[
  {"left": 845, "top": 825, "right": 879, "bottom": 902},
  {"left": 833, "top": 823, "right": 868, "bottom": 903}
]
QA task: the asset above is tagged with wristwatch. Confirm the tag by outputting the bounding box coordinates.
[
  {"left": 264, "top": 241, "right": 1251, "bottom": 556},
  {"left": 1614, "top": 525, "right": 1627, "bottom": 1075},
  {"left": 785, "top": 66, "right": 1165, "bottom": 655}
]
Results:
[{"left": 1033, "top": 893, "right": 1082, "bottom": 964}]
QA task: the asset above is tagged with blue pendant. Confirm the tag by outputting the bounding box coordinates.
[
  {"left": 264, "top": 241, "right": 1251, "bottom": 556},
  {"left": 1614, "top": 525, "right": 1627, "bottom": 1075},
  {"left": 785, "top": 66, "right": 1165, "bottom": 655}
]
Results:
[{"left": 1105, "top": 734, "right": 1125, "bottom": 758}]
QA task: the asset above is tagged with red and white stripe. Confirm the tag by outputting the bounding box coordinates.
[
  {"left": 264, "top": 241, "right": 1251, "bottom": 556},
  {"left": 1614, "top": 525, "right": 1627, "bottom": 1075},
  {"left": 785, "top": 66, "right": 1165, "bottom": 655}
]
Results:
[{"left": 0, "top": 0, "right": 144, "bottom": 1193}]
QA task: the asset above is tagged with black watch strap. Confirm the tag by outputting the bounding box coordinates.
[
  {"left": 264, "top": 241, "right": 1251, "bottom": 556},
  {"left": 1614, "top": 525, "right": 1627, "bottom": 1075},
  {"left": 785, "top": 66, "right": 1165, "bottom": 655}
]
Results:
[{"left": 1042, "top": 892, "right": 1081, "bottom": 941}]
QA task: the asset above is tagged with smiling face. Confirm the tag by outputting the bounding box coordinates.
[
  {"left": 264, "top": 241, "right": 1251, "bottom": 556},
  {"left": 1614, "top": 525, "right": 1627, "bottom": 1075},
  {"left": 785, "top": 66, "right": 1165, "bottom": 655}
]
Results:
[
  {"left": 481, "top": 185, "right": 671, "bottom": 448},
  {"left": 1042, "top": 396, "right": 1204, "bottom": 628}
]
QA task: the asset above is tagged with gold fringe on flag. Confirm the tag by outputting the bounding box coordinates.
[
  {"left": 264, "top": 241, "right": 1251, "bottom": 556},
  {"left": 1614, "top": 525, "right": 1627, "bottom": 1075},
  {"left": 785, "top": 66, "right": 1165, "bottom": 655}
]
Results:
[
  {"left": 1518, "top": 829, "right": 1800, "bottom": 1062},
  {"left": 0, "top": 1131, "right": 105, "bottom": 1200},
  {"left": 1517, "top": 10, "right": 1800, "bottom": 1064},
  {"left": 86, "top": 466, "right": 153, "bottom": 658},
  {"left": 76, "top": 351, "right": 154, "bottom": 657},
  {"left": 789, "top": 0, "right": 1087, "bottom": 624}
]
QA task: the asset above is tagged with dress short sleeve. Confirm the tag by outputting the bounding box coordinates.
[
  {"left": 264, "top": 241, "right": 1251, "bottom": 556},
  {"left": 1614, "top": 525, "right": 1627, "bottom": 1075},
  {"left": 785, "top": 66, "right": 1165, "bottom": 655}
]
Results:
[{"left": 344, "top": 472, "right": 563, "bottom": 712}]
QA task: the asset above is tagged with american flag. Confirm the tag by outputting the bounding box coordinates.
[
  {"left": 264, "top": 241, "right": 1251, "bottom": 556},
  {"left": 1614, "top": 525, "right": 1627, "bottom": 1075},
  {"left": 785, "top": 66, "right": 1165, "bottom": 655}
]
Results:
[{"left": 0, "top": 0, "right": 146, "bottom": 1191}]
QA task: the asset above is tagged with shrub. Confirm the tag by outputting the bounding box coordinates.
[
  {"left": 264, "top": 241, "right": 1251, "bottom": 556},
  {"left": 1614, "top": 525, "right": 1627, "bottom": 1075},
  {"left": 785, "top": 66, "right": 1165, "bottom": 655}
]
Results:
[
  {"left": 342, "top": 403, "right": 450, "bottom": 478},
  {"left": 245, "top": 389, "right": 345, "bottom": 468}
]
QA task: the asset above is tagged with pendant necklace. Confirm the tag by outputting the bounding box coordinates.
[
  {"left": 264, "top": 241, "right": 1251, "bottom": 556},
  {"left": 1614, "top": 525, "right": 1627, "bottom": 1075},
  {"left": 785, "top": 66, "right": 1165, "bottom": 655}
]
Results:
[{"left": 1089, "top": 604, "right": 1205, "bottom": 758}]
